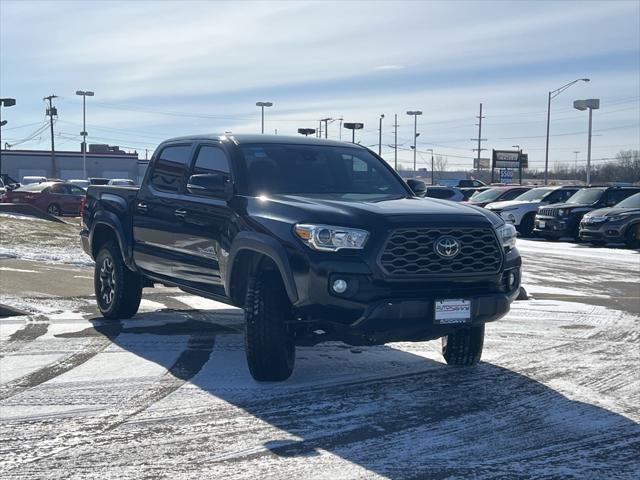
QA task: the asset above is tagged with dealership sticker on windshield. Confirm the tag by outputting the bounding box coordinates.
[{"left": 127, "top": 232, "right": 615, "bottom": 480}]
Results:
[{"left": 434, "top": 299, "right": 472, "bottom": 324}]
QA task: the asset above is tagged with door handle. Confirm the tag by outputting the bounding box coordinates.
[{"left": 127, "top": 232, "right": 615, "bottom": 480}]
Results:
[
  {"left": 137, "top": 202, "right": 148, "bottom": 213},
  {"left": 174, "top": 208, "right": 187, "bottom": 219}
]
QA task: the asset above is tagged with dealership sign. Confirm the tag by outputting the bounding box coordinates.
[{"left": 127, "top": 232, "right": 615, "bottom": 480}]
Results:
[{"left": 492, "top": 150, "right": 521, "bottom": 169}]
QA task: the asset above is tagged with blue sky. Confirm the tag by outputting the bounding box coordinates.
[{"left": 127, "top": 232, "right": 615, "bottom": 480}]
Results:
[{"left": 1, "top": 0, "right": 638, "bottom": 171}]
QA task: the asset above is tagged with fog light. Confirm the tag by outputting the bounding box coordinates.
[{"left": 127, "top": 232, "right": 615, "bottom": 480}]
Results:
[
  {"left": 508, "top": 271, "right": 517, "bottom": 289},
  {"left": 332, "top": 279, "right": 348, "bottom": 294}
]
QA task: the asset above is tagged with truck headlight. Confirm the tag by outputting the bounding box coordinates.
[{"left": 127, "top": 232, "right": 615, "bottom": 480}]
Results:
[
  {"left": 496, "top": 223, "right": 517, "bottom": 250},
  {"left": 294, "top": 224, "right": 369, "bottom": 252}
]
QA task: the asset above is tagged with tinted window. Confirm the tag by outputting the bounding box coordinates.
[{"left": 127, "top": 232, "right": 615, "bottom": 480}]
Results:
[
  {"left": 151, "top": 145, "right": 192, "bottom": 193},
  {"left": 192, "top": 145, "right": 230, "bottom": 176},
  {"left": 608, "top": 189, "right": 640, "bottom": 205},
  {"left": 69, "top": 185, "right": 86, "bottom": 196},
  {"left": 616, "top": 193, "right": 640, "bottom": 208},
  {"left": 239, "top": 144, "right": 407, "bottom": 200},
  {"left": 49, "top": 184, "right": 69, "bottom": 194},
  {"left": 546, "top": 189, "right": 577, "bottom": 203},
  {"left": 426, "top": 188, "right": 454, "bottom": 199},
  {"left": 502, "top": 188, "right": 528, "bottom": 200},
  {"left": 567, "top": 188, "right": 605, "bottom": 204}
]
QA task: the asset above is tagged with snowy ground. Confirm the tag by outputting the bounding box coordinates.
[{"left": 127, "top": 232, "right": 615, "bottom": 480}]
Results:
[{"left": 1, "top": 215, "right": 639, "bottom": 479}]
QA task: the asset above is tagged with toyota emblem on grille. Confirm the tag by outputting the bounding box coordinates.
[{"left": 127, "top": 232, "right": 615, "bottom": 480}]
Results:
[{"left": 434, "top": 236, "right": 460, "bottom": 258}]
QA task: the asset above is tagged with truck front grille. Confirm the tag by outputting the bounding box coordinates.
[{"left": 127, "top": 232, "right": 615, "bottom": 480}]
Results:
[
  {"left": 538, "top": 208, "right": 556, "bottom": 217},
  {"left": 379, "top": 227, "right": 502, "bottom": 276}
]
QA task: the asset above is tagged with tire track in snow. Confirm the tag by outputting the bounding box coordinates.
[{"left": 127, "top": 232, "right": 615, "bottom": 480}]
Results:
[
  {"left": 1, "top": 318, "right": 49, "bottom": 358},
  {"left": 0, "top": 323, "right": 121, "bottom": 400},
  {"left": 3, "top": 331, "right": 219, "bottom": 471}
]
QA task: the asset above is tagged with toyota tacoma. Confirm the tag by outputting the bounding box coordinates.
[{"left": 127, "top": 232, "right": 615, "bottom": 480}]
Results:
[{"left": 81, "top": 134, "right": 521, "bottom": 381}]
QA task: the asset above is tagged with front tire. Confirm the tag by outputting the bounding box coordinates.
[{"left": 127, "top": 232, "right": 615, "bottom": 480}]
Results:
[
  {"left": 244, "top": 269, "right": 295, "bottom": 381},
  {"left": 442, "top": 324, "right": 485, "bottom": 366},
  {"left": 517, "top": 213, "right": 535, "bottom": 238},
  {"left": 626, "top": 224, "right": 640, "bottom": 249},
  {"left": 94, "top": 241, "right": 142, "bottom": 319}
]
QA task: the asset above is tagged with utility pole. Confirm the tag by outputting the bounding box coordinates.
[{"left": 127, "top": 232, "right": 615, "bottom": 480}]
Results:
[
  {"left": 472, "top": 103, "right": 486, "bottom": 176},
  {"left": 338, "top": 117, "right": 343, "bottom": 140},
  {"left": 573, "top": 151, "right": 580, "bottom": 172},
  {"left": 393, "top": 114, "right": 398, "bottom": 170},
  {"left": 426, "top": 148, "right": 434, "bottom": 185},
  {"left": 321, "top": 118, "right": 331, "bottom": 139},
  {"left": 43, "top": 95, "right": 58, "bottom": 178},
  {"left": 407, "top": 110, "right": 422, "bottom": 178},
  {"left": 378, "top": 114, "right": 385, "bottom": 156}
]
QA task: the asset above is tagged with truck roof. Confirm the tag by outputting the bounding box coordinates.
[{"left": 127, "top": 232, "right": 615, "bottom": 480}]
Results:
[{"left": 161, "top": 134, "right": 364, "bottom": 149}]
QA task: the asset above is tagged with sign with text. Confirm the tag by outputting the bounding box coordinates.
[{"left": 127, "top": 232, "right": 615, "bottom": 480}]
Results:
[{"left": 492, "top": 150, "right": 521, "bottom": 169}]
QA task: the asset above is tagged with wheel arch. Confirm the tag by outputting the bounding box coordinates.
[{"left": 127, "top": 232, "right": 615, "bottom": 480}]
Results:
[
  {"left": 227, "top": 232, "right": 299, "bottom": 308},
  {"left": 90, "top": 211, "right": 135, "bottom": 270}
]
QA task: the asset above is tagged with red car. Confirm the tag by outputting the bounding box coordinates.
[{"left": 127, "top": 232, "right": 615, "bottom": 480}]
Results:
[{"left": 4, "top": 181, "right": 86, "bottom": 216}]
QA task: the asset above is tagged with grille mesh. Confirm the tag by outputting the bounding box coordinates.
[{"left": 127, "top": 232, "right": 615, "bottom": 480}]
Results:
[
  {"left": 538, "top": 208, "right": 556, "bottom": 217},
  {"left": 379, "top": 227, "right": 502, "bottom": 276}
]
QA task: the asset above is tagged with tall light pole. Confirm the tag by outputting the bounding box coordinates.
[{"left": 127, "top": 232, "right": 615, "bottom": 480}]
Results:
[
  {"left": 544, "top": 78, "right": 590, "bottom": 185},
  {"left": 76, "top": 90, "right": 94, "bottom": 179},
  {"left": 378, "top": 114, "right": 385, "bottom": 155},
  {"left": 407, "top": 110, "right": 422, "bottom": 178},
  {"left": 256, "top": 101, "right": 273, "bottom": 134},
  {"left": 574, "top": 99, "right": 600, "bottom": 185},
  {"left": 0, "top": 97, "right": 17, "bottom": 179},
  {"left": 573, "top": 150, "right": 580, "bottom": 171}
]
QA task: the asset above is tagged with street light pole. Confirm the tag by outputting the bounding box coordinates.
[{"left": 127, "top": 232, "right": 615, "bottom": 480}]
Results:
[
  {"left": 573, "top": 151, "right": 580, "bottom": 171},
  {"left": 378, "top": 114, "right": 384, "bottom": 155},
  {"left": 512, "top": 144, "right": 522, "bottom": 185},
  {"left": 76, "top": 90, "right": 94, "bottom": 179},
  {"left": 426, "top": 148, "right": 434, "bottom": 185},
  {"left": 0, "top": 98, "right": 17, "bottom": 179},
  {"left": 407, "top": 110, "right": 422, "bottom": 178},
  {"left": 574, "top": 99, "right": 600, "bottom": 185},
  {"left": 544, "top": 78, "right": 590, "bottom": 185},
  {"left": 256, "top": 101, "right": 273, "bottom": 134}
]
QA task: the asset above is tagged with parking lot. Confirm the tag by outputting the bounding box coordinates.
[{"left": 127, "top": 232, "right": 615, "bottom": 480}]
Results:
[{"left": 1, "top": 213, "right": 639, "bottom": 479}]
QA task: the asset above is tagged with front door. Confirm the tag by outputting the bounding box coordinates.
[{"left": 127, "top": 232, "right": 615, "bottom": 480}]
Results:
[{"left": 169, "top": 143, "right": 236, "bottom": 297}]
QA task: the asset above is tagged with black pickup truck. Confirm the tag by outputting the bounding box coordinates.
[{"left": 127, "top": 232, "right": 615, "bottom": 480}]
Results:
[{"left": 81, "top": 134, "right": 521, "bottom": 381}]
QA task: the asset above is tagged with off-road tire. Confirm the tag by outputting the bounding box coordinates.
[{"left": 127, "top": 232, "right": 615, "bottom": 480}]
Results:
[
  {"left": 626, "top": 224, "right": 640, "bottom": 249},
  {"left": 94, "top": 241, "right": 142, "bottom": 319},
  {"left": 518, "top": 213, "right": 535, "bottom": 238},
  {"left": 442, "top": 324, "right": 485, "bottom": 366},
  {"left": 47, "top": 203, "right": 61, "bottom": 216},
  {"left": 244, "top": 269, "right": 295, "bottom": 381}
]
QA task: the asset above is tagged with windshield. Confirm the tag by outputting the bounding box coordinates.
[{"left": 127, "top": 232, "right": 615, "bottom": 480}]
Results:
[
  {"left": 239, "top": 144, "right": 408, "bottom": 200},
  {"left": 514, "top": 187, "right": 554, "bottom": 201},
  {"left": 615, "top": 192, "right": 640, "bottom": 208},
  {"left": 470, "top": 188, "right": 505, "bottom": 202},
  {"left": 566, "top": 188, "right": 604, "bottom": 204}
]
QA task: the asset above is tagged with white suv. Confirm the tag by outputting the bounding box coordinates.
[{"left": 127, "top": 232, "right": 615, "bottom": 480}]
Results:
[{"left": 486, "top": 186, "right": 579, "bottom": 236}]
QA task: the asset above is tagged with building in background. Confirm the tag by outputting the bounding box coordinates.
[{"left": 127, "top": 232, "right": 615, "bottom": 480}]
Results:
[{"left": 0, "top": 145, "right": 148, "bottom": 183}]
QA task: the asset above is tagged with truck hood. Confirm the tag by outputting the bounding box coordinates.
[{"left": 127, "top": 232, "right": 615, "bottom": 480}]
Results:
[{"left": 245, "top": 194, "right": 500, "bottom": 232}]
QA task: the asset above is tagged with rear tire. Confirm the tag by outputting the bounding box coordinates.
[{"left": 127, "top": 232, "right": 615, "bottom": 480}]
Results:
[
  {"left": 626, "top": 224, "right": 640, "bottom": 249},
  {"left": 94, "top": 241, "right": 142, "bottom": 319},
  {"left": 442, "top": 324, "right": 485, "bottom": 366},
  {"left": 47, "top": 203, "right": 61, "bottom": 216},
  {"left": 244, "top": 269, "right": 295, "bottom": 381}
]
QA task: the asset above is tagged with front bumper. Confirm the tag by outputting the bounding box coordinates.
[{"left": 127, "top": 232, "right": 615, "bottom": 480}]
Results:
[
  {"left": 290, "top": 247, "right": 521, "bottom": 346},
  {"left": 533, "top": 216, "right": 575, "bottom": 237},
  {"left": 579, "top": 220, "right": 625, "bottom": 242}
]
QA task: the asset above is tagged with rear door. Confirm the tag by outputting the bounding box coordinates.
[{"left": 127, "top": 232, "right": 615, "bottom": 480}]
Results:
[{"left": 132, "top": 143, "right": 195, "bottom": 278}]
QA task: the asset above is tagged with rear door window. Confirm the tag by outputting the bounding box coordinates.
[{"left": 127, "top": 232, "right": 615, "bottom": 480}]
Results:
[
  {"left": 150, "top": 145, "right": 193, "bottom": 193},
  {"left": 502, "top": 189, "right": 526, "bottom": 200}
]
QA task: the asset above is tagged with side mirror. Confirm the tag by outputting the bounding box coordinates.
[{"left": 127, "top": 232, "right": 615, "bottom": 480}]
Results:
[
  {"left": 406, "top": 179, "right": 427, "bottom": 197},
  {"left": 187, "top": 173, "right": 232, "bottom": 198}
]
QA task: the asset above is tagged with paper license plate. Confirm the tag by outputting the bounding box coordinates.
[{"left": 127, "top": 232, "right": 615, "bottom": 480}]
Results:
[
  {"left": 434, "top": 299, "right": 471, "bottom": 324},
  {"left": 538, "top": 220, "right": 546, "bottom": 229}
]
